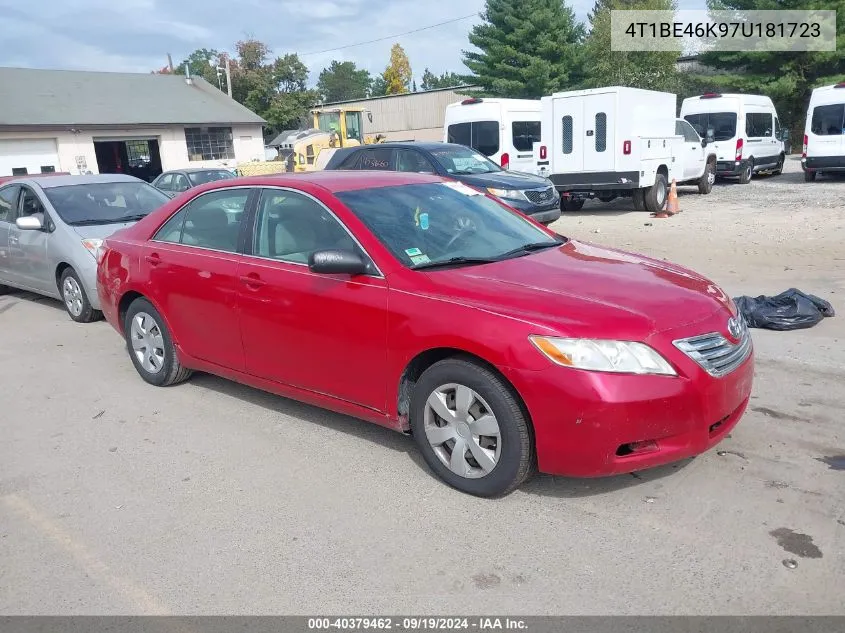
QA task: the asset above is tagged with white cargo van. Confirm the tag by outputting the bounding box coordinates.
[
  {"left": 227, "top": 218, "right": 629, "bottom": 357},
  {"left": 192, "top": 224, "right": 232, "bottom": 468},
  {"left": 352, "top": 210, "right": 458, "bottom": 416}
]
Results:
[
  {"left": 802, "top": 83, "right": 845, "bottom": 182},
  {"left": 443, "top": 98, "right": 541, "bottom": 172},
  {"left": 680, "top": 93, "right": 786, "bottom": 184},
  {"left": 535, "top": 86, "right": 691, "bottom": 212}
]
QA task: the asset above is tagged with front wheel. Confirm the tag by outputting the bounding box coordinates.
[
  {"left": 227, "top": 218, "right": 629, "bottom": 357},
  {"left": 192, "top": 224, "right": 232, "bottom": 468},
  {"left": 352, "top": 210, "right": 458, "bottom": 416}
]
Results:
[
  {"left": 698, "top": 161, "right": 715, "bottom": 194},
  {"left": 561, "top": 198, "right": 585, "bottom": 212},
  {"left": 124, "top": 297, "right": 193, "bottom": 387},
  {"left": 632, "top": 189, "right": 646, "bottom": 211},
  {"left": 644, "top": 173, "right": 668, "bottom": 212},
  {"left": 410, "top": 358, "right": 533, "bottom": 497},
  {"left": 60, "top": 267, "right": 100, "bottom": 323},
  {"left": 804, "top": 170, "right": 817, "bottom": 182}
]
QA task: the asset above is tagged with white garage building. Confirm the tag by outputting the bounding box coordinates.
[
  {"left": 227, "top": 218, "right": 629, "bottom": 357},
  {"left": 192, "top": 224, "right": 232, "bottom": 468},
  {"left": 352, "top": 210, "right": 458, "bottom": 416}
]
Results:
[{"left": 0, "top": 67, "right": 266, "bottom": 180}]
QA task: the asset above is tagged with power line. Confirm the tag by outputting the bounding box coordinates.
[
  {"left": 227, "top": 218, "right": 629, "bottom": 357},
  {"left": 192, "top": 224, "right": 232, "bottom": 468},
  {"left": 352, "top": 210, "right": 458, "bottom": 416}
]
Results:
[{"left": 299, "top": 13, "right": 478, "bottom": 57}]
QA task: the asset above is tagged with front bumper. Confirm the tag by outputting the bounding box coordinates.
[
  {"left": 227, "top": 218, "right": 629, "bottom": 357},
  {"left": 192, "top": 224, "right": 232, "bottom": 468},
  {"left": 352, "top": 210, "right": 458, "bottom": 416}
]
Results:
[
  {"left": 802, "top": 156, "right": 845, "bottom": 172},
  {"left": 715, "top": 159, "right": 750, "bottom": 177},
  {"left": 504, "top": 197, "right": 562, "bottom": 224},
  {"left": 502, "top": 333, "right": 754, "bottom": 477}
]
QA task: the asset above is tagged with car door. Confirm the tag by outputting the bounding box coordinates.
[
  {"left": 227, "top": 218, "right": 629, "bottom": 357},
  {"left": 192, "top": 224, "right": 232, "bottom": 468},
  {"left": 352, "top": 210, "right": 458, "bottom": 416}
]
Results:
[
  {"left": 172, "top": 173, "right": 191, "bottom": 195},
  {"left": 6, "top": 185, "right": 54, "bottom": 293},
  {"left": 153, "top": 173, "right": 174, "bottom": 195},
  {"left": 145, "top": 186, "right": 257, "bottom": 371},
  {"left": 237, "top": 187, "right": 389, "bottom": 411},
  {"left": 395, "top": 149, "right": 437, "bottom": 174},
  {"left": 0, "top": 184, "right": 21, "bottom": 284},
  {"left": 676, "top": 120, "right": 706, "bottom": 180}
]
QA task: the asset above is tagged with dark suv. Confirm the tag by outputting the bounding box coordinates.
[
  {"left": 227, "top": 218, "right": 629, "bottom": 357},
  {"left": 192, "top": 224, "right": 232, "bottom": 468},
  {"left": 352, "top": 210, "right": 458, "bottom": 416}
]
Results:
[{"left": 323, "top": 142, "right": 561, "bottom": 224}]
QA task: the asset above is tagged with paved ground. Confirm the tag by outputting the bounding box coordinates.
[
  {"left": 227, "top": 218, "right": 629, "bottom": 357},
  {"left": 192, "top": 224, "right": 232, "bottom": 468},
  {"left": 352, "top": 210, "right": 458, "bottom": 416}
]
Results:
[{"left": 1, "top": 157, "right": 843, "bottom": 615}]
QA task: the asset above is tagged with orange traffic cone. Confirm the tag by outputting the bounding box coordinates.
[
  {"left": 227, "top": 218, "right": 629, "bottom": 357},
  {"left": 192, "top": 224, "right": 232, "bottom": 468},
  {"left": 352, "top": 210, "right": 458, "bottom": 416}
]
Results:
[{"left": 666, "top": 179, "right": 680, "bottom": 215}]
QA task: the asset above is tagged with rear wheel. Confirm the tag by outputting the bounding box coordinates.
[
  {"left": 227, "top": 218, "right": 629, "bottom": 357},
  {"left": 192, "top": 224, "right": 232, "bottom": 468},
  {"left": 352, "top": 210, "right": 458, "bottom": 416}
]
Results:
[
  {"left": 632, "top": 189, "right": 646, "bottom": 211},
  {"left": 124, "top": 298, "right": 193, "bottom": 387},
  {"left": 410, "top": 358, "right": 533, "bottom": 497},
  {"left": 773, "top": 154, "right": 785, "bottom": 175},
  {"left": 561, "top": 198, "right": 585, "bottom": 212},
  {"left": 60, "top": 268, "right": 100, "bottom": 323},
  {"left": 804, "top": 170, "right": 817, "bottom": 182},
  {"left": 644, "top": 173, "right": 668, "bottom": 212},
  {"left": 739, "top": 160, "right": 753, "bottom": 184},
  {"left": 597, "top": 193, "right": 616, "bottom": 203},
  {"left": 698, "top": 161, "right": 715, "bottom": 194}
]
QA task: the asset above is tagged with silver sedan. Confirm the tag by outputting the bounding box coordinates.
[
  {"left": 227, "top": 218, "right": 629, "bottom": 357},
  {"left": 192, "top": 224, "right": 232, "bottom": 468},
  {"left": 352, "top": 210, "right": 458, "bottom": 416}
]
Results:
[{"left": 0, "top": 174, "right": 170, "bottom": 322}]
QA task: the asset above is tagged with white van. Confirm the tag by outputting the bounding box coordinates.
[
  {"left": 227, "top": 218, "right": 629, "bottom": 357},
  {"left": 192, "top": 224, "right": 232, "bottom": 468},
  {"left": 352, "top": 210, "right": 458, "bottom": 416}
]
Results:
[
  {"left": 802, "top": 83, "right": 845, "bottom": 182},
  {"left": 443, "top": 98, "right": 541, "bottom": 172},
  {"left": 680, "top": 93, "right": 786, "bottom": 184}
]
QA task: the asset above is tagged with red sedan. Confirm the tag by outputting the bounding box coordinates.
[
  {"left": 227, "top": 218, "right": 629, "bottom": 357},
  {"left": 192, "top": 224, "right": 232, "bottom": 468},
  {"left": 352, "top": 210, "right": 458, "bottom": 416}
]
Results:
[{"left": 97, "top": 171, "right": 753, "bottom": 496}]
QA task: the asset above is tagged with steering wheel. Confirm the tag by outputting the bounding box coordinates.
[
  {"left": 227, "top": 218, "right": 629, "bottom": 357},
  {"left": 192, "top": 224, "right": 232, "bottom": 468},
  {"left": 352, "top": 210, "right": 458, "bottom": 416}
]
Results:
[{"left": 444, "top": 216, "right": 479, "bottom": 251}]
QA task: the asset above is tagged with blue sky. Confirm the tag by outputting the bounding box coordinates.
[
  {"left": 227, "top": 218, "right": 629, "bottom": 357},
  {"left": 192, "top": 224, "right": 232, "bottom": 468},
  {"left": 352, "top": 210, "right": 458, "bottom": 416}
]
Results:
[{"left": 0, "top": 0, "right": 707, "bottom": 83}]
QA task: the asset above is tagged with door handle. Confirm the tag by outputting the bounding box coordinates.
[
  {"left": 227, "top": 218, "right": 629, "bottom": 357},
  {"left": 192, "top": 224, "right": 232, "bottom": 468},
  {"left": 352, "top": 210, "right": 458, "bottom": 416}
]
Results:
[
  {"left": 8, "top": 235, "right": 18, "bottom": 244},
  {"left": 144, "top": 253, "right": 161, "bottom": 266},
  {"left": 239, "top": 273, "right": 266, "bottom": 288}
]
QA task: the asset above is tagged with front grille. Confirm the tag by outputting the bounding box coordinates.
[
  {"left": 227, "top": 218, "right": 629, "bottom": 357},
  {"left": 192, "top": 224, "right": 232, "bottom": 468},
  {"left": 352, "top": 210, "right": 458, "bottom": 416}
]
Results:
[
  {"left": 673, "top": 318, "right": 752, "bottom": 378},
  {"left": 524, "top": 186, "right": 557, "bottom": 205}
]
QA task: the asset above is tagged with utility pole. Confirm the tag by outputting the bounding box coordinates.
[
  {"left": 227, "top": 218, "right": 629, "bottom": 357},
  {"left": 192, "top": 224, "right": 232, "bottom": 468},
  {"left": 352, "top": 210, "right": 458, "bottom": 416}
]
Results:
[
  {"left": 167, "top": 53, "right": 174, "bottom": 73},
  {"left": 225, "top": 57, "right": 232, "bottom": 98}
]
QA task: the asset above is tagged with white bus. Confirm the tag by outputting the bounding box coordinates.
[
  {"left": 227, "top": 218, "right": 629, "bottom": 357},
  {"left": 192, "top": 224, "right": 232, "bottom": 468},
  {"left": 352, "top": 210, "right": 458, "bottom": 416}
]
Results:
[
  {"left": 443, "top": 97, "right": 542, "bottom": 172},
  {"left": 802, "top": 83, "right": 845, "bottom": 182}
]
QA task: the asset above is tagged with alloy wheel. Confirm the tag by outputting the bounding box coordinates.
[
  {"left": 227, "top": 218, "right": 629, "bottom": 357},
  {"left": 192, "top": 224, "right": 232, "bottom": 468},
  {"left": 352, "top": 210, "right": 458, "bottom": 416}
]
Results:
[
  {"left": 423, "top": 383, "right": 501, "bottom": 479},
  {"left": 130, "top": 312, "right": 166, "bottom": 374},
  {"left": 62, "top": 276, "right": 84, "bottom": 317}
]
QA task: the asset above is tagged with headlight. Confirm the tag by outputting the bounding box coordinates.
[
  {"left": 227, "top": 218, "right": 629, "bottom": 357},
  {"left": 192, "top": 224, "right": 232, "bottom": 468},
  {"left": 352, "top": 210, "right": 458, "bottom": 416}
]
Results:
[
  {"left": 529, "top": 336, "right": 677, "bottom": 376},
  {"left": 487, "top": 187, "right": 526, "bottom": 201},
  {"left": 81, "top": 238, "right": 103, "bottom": 259}
]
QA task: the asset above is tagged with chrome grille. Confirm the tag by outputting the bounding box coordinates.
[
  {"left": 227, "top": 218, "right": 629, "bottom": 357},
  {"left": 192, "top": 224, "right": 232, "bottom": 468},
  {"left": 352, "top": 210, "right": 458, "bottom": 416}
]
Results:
[
  {"left": 673, "top": 317, "right": 752, "bottom": 378},
  {"left": 524, "top": 186, "right": 557, "bottom": 205}
]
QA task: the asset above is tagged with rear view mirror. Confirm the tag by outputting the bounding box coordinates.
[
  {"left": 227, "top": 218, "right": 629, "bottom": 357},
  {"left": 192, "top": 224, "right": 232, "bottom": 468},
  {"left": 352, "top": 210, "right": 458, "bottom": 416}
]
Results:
[
  {"left": 308, "top": 249, "right": 367, "bottom": 275},
  {"left": 16, "top": 215, "right": 43, "bottom": 230}
]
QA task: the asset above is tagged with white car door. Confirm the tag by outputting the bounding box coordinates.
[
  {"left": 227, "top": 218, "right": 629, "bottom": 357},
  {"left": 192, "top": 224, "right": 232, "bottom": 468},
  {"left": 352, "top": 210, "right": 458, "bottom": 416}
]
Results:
[{"left": 676, "top": 120, "right": 705, "bottom": 180}]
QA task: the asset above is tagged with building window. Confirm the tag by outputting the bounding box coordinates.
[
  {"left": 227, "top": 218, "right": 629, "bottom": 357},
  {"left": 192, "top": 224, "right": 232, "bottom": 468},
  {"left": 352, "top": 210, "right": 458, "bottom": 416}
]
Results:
[
  {"left": 40, "top": 165, "right": 56, "bottom": 173},
  {"left": 11, "top": 167, "right": 28, "bottom": 176},
  {"left": 185, "top": 127, "right": 235, "bottom": 161}
]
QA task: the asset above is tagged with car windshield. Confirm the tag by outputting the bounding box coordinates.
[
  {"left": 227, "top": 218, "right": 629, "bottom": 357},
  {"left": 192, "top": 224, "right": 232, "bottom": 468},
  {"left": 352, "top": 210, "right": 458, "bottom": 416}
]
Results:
[
  {"left": 336, "top": 182, "right": 562, "bottom": 269},
  {"left": 187, "top": 170, "right": 236, "bottom": 186},
  {"left": 44, "top": 181, "right": 170, "bottom": 225},
  {"left": 684, "top": 112, "right": 737, "bottom": 141},
  {"left": 429, "top": 147, "right": 501, "bottom": 175}
]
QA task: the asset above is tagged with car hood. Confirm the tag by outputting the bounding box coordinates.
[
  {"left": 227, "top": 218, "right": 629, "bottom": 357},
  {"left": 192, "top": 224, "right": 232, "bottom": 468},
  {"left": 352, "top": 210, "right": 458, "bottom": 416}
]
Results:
[
  {"left": 415, "top": 240, "right": 732, "bottom": 340},
  {"left": 71, "top": 222, "right": 137, "bottom": 239},
  {"left": 455, "top": 170, "right": 551, "bottom": 191}
]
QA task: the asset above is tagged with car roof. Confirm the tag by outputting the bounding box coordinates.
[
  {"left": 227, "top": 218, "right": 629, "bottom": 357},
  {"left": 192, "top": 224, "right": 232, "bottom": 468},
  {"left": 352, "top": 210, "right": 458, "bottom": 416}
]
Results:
[
  {"left": 162, "top": 167, "right": 233, "bottom": 174},
  {"left": 356, "top": 141, "right": 466, "bottom": 152},
  {"left": 10, "top": 174, "right": 143, "bottom": 189},
  {"left": 214, "top": 170, "right": 444, "bottom": 193}
]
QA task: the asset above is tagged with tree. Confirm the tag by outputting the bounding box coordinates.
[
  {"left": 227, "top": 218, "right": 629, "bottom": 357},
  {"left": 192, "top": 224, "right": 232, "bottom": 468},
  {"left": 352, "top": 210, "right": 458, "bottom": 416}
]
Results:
[
  {"left": 382, "top": 43, "right": 413, "bottom": 95},
  {"left": 582, "top": 0, "right": 682, "bottom": 93},
  {"left": 174, "top": 48, "right": 222, "bottom": 85},
  {"left": 420, "top": 68, "right": 464, "bottom": 90},
  {"left": 698, "top": 0, "right": 845, "bottom": 133},
  {"left": 462, "top": 0, "right": 586, "bottom": 97},
  {"left": 317, "top": 61, "right": 372, "bottom": 102},
  {"left": 370, "top": 75, "right": 388, "bottom": 97}
]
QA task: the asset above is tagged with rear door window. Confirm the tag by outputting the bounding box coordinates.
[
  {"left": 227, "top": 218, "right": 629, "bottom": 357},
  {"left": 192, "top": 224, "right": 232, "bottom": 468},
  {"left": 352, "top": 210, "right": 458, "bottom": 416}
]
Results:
[
  {"left": 511, "top": 121, "right": 541, "bottom": 152},
  {"left": 811, "top": 104, "right": 845, "bottom": 135},
  {"left": 684, "top": 112, "right": 737, "bottom": 141},
  {"left": 447, "top": 121, "right": 500, "bottom": 157},
  {"left": 358, "top": 148, "right": 396, "bottom": 170},
  {"left": 446, "top": 123, "right": 471, "bottom": 147},
  {"left": 746, "top": 112, "right": 773, "bottom": 138}
]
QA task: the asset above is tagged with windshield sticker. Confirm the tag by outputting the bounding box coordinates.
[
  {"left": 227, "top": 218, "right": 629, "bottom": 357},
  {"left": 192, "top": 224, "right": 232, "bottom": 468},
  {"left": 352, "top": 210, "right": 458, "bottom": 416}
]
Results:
[
  {"left": 442, "top": 181, "right": 481, "bottom": 196},
  {"left": 405, "top": 247, "right": 423, "bottom": 257},
  {"left": 410, "top": 254, "right": 431, "bottom": 265},
  {"left": 419, "top": 212, "right": 430, "bottom": 230}
]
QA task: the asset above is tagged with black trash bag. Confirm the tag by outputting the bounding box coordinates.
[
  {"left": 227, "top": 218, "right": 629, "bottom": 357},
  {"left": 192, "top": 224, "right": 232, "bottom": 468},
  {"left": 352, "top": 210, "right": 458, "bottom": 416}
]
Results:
[{"left": 733, "top": 288, "right": 835, "bottom": 331}]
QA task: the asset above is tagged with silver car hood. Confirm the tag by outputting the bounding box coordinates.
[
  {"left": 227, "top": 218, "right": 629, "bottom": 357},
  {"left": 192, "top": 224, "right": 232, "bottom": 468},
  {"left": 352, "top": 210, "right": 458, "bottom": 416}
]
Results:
[{"left": 71, "top": 222, "right": 136, "bottom": 239}]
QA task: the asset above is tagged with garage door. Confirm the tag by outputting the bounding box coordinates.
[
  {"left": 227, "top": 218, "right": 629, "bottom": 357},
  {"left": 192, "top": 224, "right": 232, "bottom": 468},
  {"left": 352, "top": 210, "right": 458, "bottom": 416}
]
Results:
[{"left": 0, "top": 139, "right": 60, "bottom": 176}]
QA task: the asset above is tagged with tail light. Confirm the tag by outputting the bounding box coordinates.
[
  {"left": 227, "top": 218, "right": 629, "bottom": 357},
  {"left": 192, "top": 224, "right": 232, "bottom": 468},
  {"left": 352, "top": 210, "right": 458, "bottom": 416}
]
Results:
[
  {"left": 500, "top": 152, "right": 510, "bottom": 170},
  {"left": 623, "top": 140, "right": 632, "bottom": 155},
  {"left": 735, "top": 138, "right": 743, "bottom": 160},
  {"left": 539, "top": 145, "right": 547, "bottom": 160},
  {"left": 803, "top": 134, "right": 808, "bottom": 158}
]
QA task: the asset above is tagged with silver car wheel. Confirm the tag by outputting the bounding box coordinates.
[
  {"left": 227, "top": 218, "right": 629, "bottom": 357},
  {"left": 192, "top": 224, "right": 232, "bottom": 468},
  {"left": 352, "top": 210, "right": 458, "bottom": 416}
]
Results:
[
  {"left": 707, "top": 170, "right": 716, "bottom": 185},
  {"left": 424, "top": 383, "right": 501, "bottom": 479},
  {"left": 62, "top": 276, "right": 84, "bottom": 317},
  {"left": 130, "top": 312, "right": 166, "bottom": 374}
]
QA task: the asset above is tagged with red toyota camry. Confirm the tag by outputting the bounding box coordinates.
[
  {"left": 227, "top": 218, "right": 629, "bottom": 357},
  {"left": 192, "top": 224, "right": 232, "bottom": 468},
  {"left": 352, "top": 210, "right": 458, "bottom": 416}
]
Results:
[{"left": 97, "top": 171, "right": 753, "bottom": 496}]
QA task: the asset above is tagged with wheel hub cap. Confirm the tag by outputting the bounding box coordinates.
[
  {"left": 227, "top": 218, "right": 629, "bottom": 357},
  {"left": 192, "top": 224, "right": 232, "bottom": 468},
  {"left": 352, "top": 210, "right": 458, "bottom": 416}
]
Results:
[
  {"left": 423, "top": 383, "right": 502, "bottom": 479},
  {"left": 130, "top": 312, "right": 166, "bottom": 374},
  {"left": 62, "top": 277, "right": 84, "bottom": 317}
]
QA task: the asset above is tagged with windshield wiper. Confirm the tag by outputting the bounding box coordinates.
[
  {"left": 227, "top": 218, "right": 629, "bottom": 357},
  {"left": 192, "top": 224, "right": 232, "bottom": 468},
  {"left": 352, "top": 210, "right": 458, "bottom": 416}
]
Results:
[
  {"left": 68, "top": 219, "right": 117, "bottom": 226},
  {"left": 412, "top": 256, "right": 499, "bottom": 271},
  {"left": 118, "top": 214, "right": 148, "bottom": 222},
  {"left": 496, "top": 239, "right": 563, "bottom": 260}
]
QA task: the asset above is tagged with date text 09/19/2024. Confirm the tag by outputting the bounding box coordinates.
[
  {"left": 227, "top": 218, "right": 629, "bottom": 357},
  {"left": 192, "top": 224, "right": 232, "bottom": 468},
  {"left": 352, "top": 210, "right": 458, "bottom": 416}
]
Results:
[{"left": 307, "top": 617, "right": 528, "bottom": 630}]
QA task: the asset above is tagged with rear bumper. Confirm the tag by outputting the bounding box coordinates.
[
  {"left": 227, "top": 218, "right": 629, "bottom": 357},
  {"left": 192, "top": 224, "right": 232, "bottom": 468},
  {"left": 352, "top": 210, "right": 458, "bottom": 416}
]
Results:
[
  {"left": 803, "top": 156, "right": 845, "bottom": 171},
  {"left": 715, "top": 159, "right": 750, "bottom": 176}
]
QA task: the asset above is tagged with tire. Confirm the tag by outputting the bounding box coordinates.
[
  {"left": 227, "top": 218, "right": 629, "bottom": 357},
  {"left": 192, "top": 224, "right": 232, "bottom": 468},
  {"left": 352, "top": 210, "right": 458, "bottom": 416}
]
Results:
[
  {"left": 773, "top": 154, "right": 785, "bottom": 176},
  {"left": 632, "top": 189, "right": 646, "bottom": 211},
  {"left": 644, "top": 173, "right": 668, "bottom": 212},
  {"left": 0, "top": 284, "right": 12, "bottom": 295},
  {"left": 59, "top": 267, "right": 101, "bottom": 323},
  {"left": 698, "top": 161, "right": 715, "bottom": 194},
  {"left": 597, "top": 193, "right": 616, "bottom": 203},
  {"left": 124, "top": 297, "right": 193, "bottom": 387},
  {"left": 739, "top": 159, "right": 753, "bottom": 184},
  {"left": 410, "top": 357, "right": 533, "bottom": 497},
  {"left": 804, "top": 170, "right": 816, "bottom": 182},
  {"left": 561, "top": 198, "right": 585, "bottom": 212}
]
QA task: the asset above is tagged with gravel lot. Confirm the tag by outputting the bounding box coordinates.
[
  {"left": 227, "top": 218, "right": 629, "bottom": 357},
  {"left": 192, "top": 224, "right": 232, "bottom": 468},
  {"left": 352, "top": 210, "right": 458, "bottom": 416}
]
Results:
[{"left": 1, "top": 156, "right": 843, "bottom": 615}]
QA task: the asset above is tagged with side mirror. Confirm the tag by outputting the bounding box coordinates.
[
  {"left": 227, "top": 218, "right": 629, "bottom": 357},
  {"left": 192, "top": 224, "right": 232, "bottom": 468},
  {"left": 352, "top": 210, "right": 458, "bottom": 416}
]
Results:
[
  {"left": 16, "top": 215, "right": 44, "bottom": 231},
  {"left": 308, "top": 249, "right": 368, "bottom": 275},
  {"left": 701, "top": 138, "right": 708, "bottom": 148}
]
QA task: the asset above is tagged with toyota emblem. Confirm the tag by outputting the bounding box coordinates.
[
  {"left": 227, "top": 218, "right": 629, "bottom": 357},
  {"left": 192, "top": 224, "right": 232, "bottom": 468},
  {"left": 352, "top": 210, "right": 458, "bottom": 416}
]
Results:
[{"left": 727, "top": 317, "right": 742, "bottom": 340}]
